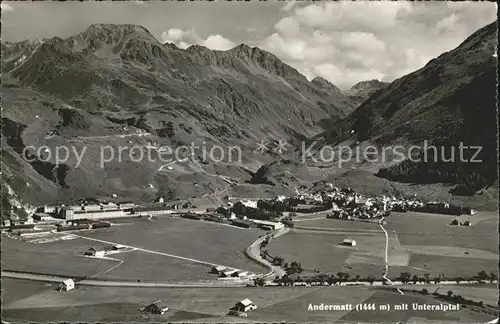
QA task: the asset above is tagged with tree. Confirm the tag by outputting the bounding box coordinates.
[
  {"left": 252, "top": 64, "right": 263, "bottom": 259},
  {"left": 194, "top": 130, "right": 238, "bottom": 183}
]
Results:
[
  {"left": 424, "top": 273, "right": 431, "bottom": 284},
  {"left": 400, "top": 272, "right": 412, "bottom": 284},
  {"left": 478, "top": 271, "right": 488, "bottom": 280},
  {"left": 412, "top": 275, "right": 419, "bottom": 284},
  {"left": 274, "top": 256, "right": 284, "bottom": 266},
  {"left": 447, "top": 290, "right": 453, "bottom": 298},
  {"left": 489, "top": 272, "right": 498, "bottom": 283},
  {"left": 337, "top": 272, "right": 349, "bottom": 282},
  {"left": 289, "top": 261, "right": 300, "bottom": 274},
  {"left": 367, "top": 276, "right": 376, "bottom": 285},
  {"left": 253, "top": 278, "right": 265, "bottom": 287},
  {"left": 422, "top": 288, "right": 428, "bottom": 295},
  {"left": 455, "top": 278, "right": 462, "bottom": 284},
  {"left": 284, "top": 262, "right": 289, "bottom": 269}
]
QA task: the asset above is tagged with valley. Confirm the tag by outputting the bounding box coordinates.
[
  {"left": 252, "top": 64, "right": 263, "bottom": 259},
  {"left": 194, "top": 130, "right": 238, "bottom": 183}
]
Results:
[{"left": 1, "top": 6, "right": 498, "bottom": 323}]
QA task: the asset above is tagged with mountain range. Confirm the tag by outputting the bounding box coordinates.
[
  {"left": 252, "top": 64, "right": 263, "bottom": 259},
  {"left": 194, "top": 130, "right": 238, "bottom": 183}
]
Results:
[
  {"left": 248, "top": 20, "right": 498, "bottom": 207},
  {"left": 320, "top": 20, "right": 497, "bottom": 196},
  {"left": 1, "top": 21, "right": 497, "bottom": 218}
]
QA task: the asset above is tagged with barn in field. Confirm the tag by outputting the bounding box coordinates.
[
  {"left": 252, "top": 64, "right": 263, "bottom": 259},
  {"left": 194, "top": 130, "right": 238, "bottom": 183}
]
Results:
[
  {"left": 85, "top": 247, "right": 106, "bottom": 257},
  {"left": 232, "top": 299, "right": 257, "bottom": 312},
  {"left": 144, "top": 301, "right": 169, "bottom": 315},
  {"left": 58, "top": 279, "right": 75, "bottom": 291},
  {"left": 342, "top": 239, "right": 357, "bottom": 246}
]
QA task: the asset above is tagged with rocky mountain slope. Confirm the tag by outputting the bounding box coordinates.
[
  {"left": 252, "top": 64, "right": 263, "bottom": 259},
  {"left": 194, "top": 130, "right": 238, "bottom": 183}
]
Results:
[
  {"left": 325, "top": 21, "right": 498, "bottom": 195},
  {"left": 251, "top": 21, "right": 498, "bottom": 203},
  {"left": 1, "top": 24, "right": 357, "bottom": 213},
  {"left": 342, "top": 79, "right": 389, "bottom": 107}
]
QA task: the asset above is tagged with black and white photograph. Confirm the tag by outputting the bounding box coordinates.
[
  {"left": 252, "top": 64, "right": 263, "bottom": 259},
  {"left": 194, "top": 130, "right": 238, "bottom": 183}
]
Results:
[{"left": 0, "top": 1, "right": 498, "bottom": 323}]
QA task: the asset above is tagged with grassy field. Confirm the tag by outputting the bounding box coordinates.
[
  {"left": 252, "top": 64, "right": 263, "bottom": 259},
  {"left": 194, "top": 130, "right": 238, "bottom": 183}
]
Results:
[
  {"left": 78, "top": 217, "right": 266, "bottom": 274},
  {"left": 385, "top": 211, "right": 498, "bottom": 253},
  {"left": 339, "top": 289, "right": 495, "bottom": 323},
  {"left": 269, "top": 209, "right": 498, "bottom": 280},
  {"left": 395, "top": 283, "right": 499, "bottom": 306},
  {"left": 2, "top": 216, "right": 268, "bottom": 281},
  {"left": 252, "top": 285, "right": 374, "bottom": 322},
  {"left": 1, "top": 236, "right": 117, "bottom": 278},
  {"left": 1, "top": 234, "right": 217, "bottom": 282},
  {"left": 267, "top": 230, "right": 389, "bottom": 277},
  {"left": 3, "top": 278, "right": 497, "bottom": 323},
  {"left": 95, "top": 250, "right": 213, "bottom": 282},
  {"left": 2, "top": 278, "right": 321, "bottom": 321},
  {"left": 294, "top": 217, "right": 381, "bottom": 230},
  {"left": 394, "top": 254, "right": 498, "bottom": 278}
]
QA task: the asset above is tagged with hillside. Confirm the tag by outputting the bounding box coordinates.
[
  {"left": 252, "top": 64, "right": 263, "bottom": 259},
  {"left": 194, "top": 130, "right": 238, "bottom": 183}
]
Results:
[
  {"left": 320, "top": 20, "right": 498, "bottom": 195},
  {"left": 342, "top": 79, "right": 389, "bottom": 107},
  {"left": 248, "top": 21, "right": 497, "bottom": 207},
  {"left": 0, "top": 23, "right": 356, "bottom": 213}
]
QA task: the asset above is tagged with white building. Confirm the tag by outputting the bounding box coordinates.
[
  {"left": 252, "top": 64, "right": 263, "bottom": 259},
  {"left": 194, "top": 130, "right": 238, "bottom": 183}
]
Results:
[
  {"left": 221, "top": 269, "right": 238, "bottom": 277},
  {"left": 313, "top": 195, "right": 323, "bottom": 203},
  {"left": 342, "top": 239, "right": 357, "bottom": 246},
  {"left": 211, "top": 265, "right": 226, "bottom": 274},
  {"left": 236, "top": 271, "right": 248, "bottom": 278},
  {"left": 59, "top": 279, "right": 75, "bottom": 291},
  {"left": 250, "top": 220, "right": 284, "bottom": 230},
  {"left": 233, "top": 299, "right": 257, "bottom": 312},
  {"left": 86, "top": 247, "right": 106, "bottom": 258},
  {"left": 276, "top": 195, "right": 287, "bottom": 202},
  {"left": 241, "top": 200, "right": 258, "bottom": 208},
  {"left": 144, "top": 301, "right": 169, "bottom": 315}
]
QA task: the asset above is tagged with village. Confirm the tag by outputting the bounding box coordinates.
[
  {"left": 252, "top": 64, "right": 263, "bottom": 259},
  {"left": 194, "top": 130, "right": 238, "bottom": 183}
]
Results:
[
  {"left": 1, "top": 180, "right": 477, "bottom": 237},
  {"left": 2, "top": 176, "right": 479, "bottom": 241},
  {"left": 2, "top": 180, "right": 492, "bottom": 318},
  {"left": 1, "top": 181, "right": 496, "bottom": 319}
]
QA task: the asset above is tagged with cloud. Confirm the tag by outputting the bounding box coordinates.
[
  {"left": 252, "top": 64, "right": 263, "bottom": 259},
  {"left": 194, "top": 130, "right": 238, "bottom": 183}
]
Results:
[
  {"left": 281, "top": 1, "right": 296, "bottom": 12},
  {"left": 255, "top": 2, "right": 497, "bottom": 89},
  {"left": 161, "top": 28, "right": 236, "bottom": 51},
  {"left": 131, "top": 1, "right": 149, "bottom": 6},
  {"left": 203, "top": 34, "right": 236, "bottom": 51},
  {"left": 1, "top": 2, "right": 14, "bottom": 12}
]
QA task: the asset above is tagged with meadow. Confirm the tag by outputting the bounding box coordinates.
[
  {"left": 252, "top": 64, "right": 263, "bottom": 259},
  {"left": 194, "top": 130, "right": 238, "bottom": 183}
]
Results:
[
  {"left": 3, "top": 278, "right": 497, "bottom": 323},
  {"left": 268, "top": 209, "right": 498, "bottom": 280},
  {"left": 2, "top": 216, "right": 268, "bottom": 281},
  {"left": 78, "top": 216, "right": 266, "bottom": 274}
]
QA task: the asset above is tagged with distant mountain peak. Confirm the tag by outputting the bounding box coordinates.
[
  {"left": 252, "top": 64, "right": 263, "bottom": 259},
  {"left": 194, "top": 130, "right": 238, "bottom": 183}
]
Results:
[
  {"left": 186, "top": 44, "right": 211, "bottom": 53},
  {"left": 83, "top": 23, "right": 152, "bottom": 36},
  {"left": 350, "top": 79, "right": 386, "bottom": 90},
  {"left": 229, "top": 43, "right": 267, "bottom": 58},
  {"left": 311, "top": 76, "right": 343, "bottom": 93},
  {"left": 74, "top": 23, "right": 157, "bottom": 47},
  {"left": 312, "top": 76, "right": 336, "bottom": 88}
]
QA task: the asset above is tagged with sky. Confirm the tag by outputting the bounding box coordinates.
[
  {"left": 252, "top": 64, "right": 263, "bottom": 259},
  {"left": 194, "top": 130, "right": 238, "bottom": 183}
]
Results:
[{"left": 1, "top": 1, "right": 496, "bottom": 89}]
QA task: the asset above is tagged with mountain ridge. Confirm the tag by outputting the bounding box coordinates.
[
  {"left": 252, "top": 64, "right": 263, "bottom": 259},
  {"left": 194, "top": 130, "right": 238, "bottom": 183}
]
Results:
[
  {"left": 319, "top": 20, "right": 498, "bottom": 195},
  {"left": 0, "top": 23, "right": 358, "bottom": 211}
]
